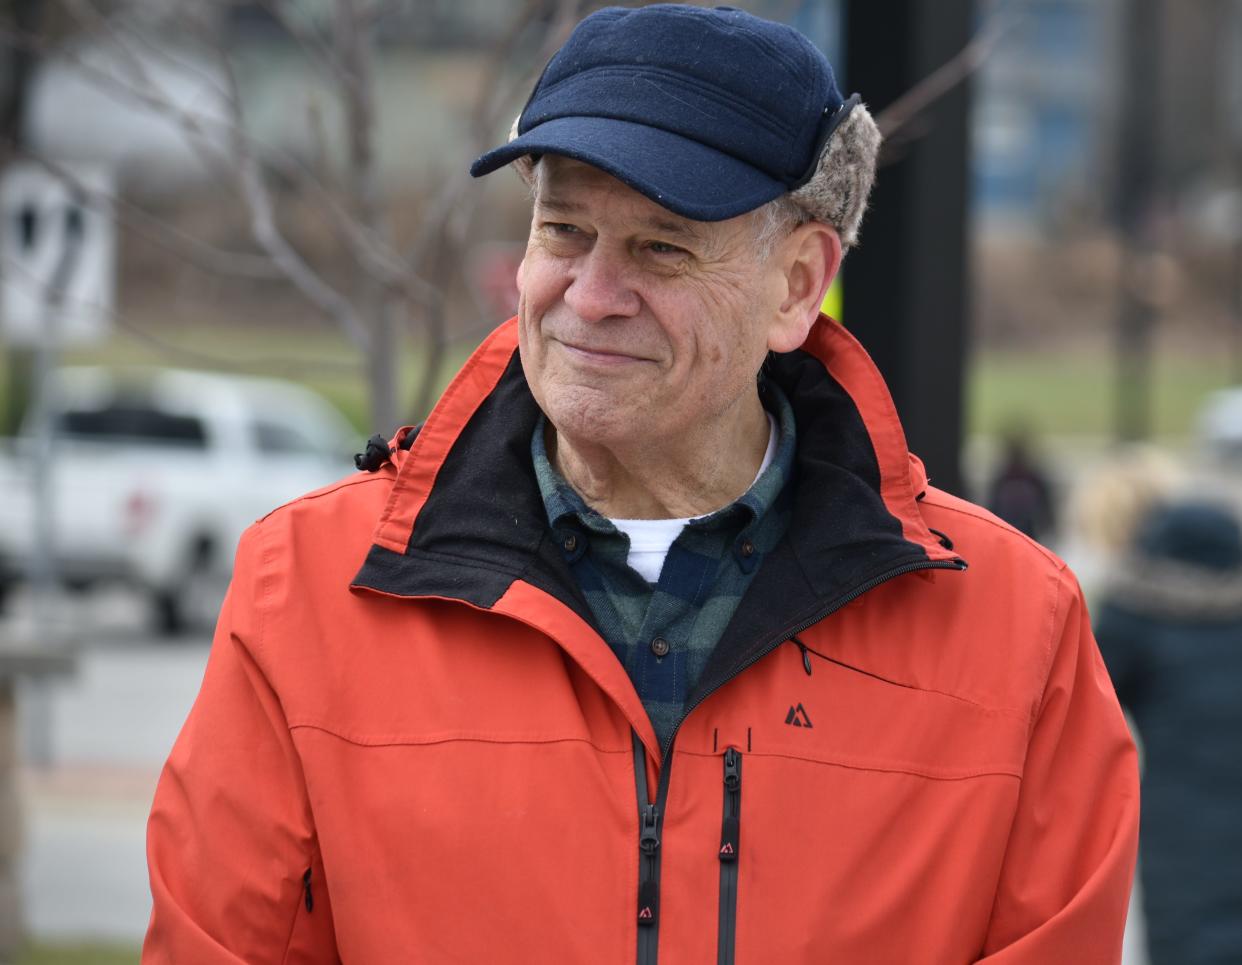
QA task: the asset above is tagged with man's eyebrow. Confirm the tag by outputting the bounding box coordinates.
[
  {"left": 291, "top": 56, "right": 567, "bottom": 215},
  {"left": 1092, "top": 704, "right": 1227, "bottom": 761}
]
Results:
[
  {"left": 534, "top": 196, "right": 583, "bottom": 216},
  {"left": 642, "top": 216, "right": 705, "bottom": 244}
]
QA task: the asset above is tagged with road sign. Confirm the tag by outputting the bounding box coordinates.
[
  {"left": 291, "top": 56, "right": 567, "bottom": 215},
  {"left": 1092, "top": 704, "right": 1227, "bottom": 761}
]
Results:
[{"left": 0, "top": 163, "right": 115, "bottom": 346}]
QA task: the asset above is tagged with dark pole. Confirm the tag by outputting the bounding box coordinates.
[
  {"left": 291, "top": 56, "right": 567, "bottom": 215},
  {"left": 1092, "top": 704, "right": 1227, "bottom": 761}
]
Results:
[
  {"left": 1233, "top": 141, "right": 1242, "bottom": 384},
  {"left": 843, "top": 0, "right": 974, "bottom": 497},
  {"left": 1, "top": 0, "right": 44, "bottom": 439},
  {"left": 1113, "top": 0, "right": 1162, "bottom": 441}
]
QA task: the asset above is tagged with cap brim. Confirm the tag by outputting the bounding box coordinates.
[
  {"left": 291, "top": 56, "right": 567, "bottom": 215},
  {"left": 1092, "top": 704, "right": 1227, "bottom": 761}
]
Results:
[{"left": 470, "top": 116, "right": 787, "bottom": 222}]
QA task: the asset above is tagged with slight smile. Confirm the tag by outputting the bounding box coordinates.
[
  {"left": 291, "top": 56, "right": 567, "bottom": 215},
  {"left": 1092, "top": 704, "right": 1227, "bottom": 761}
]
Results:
[{"left": 556, "top": 341, "right": 651, "bottom": 366}]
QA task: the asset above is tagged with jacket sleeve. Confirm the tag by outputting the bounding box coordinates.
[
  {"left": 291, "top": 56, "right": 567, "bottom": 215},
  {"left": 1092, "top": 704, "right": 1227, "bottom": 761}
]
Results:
[
  {"left": 143, "top": 523, "right": 339, "bottom": 964},
  {"left": 978, "top": 570, "right": 1139, "bottom": 963}
]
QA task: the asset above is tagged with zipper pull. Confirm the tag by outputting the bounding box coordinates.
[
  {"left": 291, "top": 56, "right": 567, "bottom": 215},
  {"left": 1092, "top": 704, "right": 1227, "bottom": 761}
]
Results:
[
  {"left": 795, "top": 638, "right": 812, "bottom": 676},
  {"left": 302, "top": 867, "right": 314, "bottom": 912},
  {"left": 720, "top": 749, "right": 741, "bottom": 863},
  {"left": 638, "top": 804, "right": 660, "bottom": 926}
]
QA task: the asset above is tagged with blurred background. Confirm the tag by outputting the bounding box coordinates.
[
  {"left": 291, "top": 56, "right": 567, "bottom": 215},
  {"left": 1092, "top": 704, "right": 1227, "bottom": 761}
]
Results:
[{"left": 2, "top": 0, "right": 1241, "bottom": 961}]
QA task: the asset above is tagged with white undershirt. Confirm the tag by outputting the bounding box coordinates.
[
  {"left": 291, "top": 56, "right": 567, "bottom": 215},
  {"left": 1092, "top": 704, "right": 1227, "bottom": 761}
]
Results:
[{"left": 608, "top": 412, "right": 779, "bottom": 584}]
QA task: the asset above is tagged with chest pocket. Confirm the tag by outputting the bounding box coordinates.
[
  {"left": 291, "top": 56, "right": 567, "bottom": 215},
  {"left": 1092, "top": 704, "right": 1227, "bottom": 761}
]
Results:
[
  {"left": 686, "top": 637, "right": 1030, "bottom": 782},
  {"left": 768, "top": 641, "right": 1028, "bottom": 779}
]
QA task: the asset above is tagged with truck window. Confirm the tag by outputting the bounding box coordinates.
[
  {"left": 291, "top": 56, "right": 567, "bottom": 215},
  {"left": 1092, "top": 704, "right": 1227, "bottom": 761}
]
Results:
[
  {"left": 252, "top": 419, "right": 320, "bottom": 456},
  {"left": 59, "top": 404, "right": 208, "bottom": 448}
]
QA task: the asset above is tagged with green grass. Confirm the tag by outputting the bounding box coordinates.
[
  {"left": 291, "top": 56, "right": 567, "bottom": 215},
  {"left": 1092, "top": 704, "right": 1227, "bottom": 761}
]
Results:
[
  {"left": 15, "top": 942, "right": 139, "bottom": 965},
  {"left": 3, "top": 325, "right": 1237, "bottom": 443},
  {"left": 968, "top": 349, "right": 1237, "bottom": 441}
]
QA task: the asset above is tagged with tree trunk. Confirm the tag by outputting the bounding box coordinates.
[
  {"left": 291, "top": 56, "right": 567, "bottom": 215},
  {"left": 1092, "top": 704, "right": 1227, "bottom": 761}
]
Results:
[{"left": 335, "top": 0, "right": 400, "bottom": 433}]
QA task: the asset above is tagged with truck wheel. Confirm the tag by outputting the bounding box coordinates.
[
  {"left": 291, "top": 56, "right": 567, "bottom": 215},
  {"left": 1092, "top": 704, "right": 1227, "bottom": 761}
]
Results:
[
  {"left": 152, "top": 588, "right": 188, "bottom": 635},
  {"left": 152, "top": 536, "right": 220, "bottom": 636}
]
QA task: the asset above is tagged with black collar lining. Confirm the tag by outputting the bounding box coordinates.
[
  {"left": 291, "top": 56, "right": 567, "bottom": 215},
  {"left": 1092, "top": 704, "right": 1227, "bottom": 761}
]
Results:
[{"left": 353, "top": 345, "right": 929, "bottom": 649}]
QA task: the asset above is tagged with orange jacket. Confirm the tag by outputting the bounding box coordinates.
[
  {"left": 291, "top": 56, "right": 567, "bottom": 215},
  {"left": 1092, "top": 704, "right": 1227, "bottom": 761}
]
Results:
[{"left": 144, "top": 317, "right": 1138, "bottom": 964}]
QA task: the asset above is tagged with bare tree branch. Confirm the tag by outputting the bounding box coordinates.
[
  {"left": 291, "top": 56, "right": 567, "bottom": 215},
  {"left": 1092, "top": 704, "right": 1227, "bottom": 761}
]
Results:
[
  {"left": 0, "top": 254, "right": 362, "bottom": 376},
  {"left": 9, "top": 0, "right": 659, "bottom": 426},
  {"left": 875, "top": 9, "right": 1015, "bottom": 151},
  {"left": 60, "top": 0, "right": 233, "bottom": 103},
  {"left": 332, "top": 0, "right": 396, "bottom": 427},
  {"left": 5, "top": 12, "right": 435, "bottom": 310},
  {"left": 214, "top": 46, "right": 373, "bottom": 352},
  {"left": 260, "top": 0, "right": 363, "bottom": 101},
  {"left": 37, "top": 0, "right": 377, "bottom": 351},
  {"left": 407, "top": 0, "right": 577, "bottom": 268},
  {"left": 403, "top": 0, "right": 582, "bottom": 417},
  {"left": 19, "top": 152, "right": 284, "bottom": 280},
  {"left": 359, "top": 0, "right": 407, "bottom": 27},
  {"left": 0, "top": 23, "right": 244, "bottom": 186}
]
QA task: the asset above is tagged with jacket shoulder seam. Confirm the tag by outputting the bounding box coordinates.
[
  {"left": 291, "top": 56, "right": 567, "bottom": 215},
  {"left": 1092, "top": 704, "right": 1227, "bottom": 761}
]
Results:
[
  {"left": 919, "top": 491, "right": 1067, "bottom": 571},
  {"left": 256, "top": 470, "right": 397, "bottom": 525}
]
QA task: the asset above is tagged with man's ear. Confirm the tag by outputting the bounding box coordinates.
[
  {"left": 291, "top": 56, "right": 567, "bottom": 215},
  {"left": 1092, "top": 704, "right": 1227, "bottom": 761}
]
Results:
[{"left": 767, "top": 222, "right": 842, "bottom": 353}]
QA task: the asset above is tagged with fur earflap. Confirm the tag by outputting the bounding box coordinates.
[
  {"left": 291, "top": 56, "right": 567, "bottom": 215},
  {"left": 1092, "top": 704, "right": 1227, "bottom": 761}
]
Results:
[{"left": 789, "top": 101, "right": 882, "bottom": 249}]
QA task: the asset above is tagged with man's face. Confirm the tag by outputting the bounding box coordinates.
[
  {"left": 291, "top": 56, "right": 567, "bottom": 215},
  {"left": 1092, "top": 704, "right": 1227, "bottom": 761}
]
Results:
[{"left": 517, "top": 157, "right": 788, "bottom": 450}]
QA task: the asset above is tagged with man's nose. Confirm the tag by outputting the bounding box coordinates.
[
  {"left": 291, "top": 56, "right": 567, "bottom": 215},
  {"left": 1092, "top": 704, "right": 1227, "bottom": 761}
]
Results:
[{"left": 562, "top": 247, "right": 641, "bottom": 321}]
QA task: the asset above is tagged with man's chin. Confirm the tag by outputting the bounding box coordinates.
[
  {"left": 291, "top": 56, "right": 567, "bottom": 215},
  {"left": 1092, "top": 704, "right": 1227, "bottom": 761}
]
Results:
[{"left": 542, "top": 393, "right": 640, "bottom": 446}]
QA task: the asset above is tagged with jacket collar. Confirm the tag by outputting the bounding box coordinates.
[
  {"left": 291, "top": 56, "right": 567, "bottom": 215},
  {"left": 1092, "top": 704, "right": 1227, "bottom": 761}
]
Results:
[{"left": 352, "top": 314, "right": 960, "bottom": 624}]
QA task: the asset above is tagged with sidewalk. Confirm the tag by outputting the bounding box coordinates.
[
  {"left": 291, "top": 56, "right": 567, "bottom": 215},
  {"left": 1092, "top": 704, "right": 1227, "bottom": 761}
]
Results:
[
  {"left": 14, "top": 602, "right": 210, "bottom": 943},
  {"left": 22, "top": 765, "right": 158, "bottom": 942}
]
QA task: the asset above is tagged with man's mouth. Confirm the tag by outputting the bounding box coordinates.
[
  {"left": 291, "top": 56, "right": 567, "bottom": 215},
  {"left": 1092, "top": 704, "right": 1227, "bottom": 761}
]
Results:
[{"left": 556, "top": 341, "right": 649, "bottom": 365}]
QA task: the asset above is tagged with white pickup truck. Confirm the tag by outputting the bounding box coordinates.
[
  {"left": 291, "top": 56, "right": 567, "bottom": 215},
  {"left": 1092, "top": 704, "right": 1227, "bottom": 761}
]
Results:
[{"left": 0, "top": 366, "right": 360, "bottom": 632}]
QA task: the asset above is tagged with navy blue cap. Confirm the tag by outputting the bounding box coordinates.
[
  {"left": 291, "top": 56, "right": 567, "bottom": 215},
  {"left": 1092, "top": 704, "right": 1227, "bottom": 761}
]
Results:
[{"left": 469, "top": 4, "right": 855, "bottom": 222}]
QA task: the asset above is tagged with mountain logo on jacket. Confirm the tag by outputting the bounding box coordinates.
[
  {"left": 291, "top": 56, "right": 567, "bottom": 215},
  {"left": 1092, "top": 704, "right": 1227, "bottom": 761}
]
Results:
[{"left": 785, "top": 703, "right": 813, "bottom": 728}]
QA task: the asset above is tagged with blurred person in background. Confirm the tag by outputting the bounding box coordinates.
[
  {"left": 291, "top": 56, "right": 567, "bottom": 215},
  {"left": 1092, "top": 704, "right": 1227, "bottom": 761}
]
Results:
[
  {"left": 1059, "top": 444, "right": 1185, "bottom": 602},
  {"left": 985, "top": 427, "right": 1057, "bottom": 544},
  {"left": 142, "top": 6, "right": 1137, "bottom": 963},
  {"left": 1095, "top": 499, "right": 1242, "bottom": 965}
]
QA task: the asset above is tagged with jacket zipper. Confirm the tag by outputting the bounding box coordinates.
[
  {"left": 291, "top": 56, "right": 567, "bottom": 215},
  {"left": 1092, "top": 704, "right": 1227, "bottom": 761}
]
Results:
[
  {"left": 633, "top": 732, "right": 669, "bottom": 965},
  {"left": 631, "top": 556, "right": 964, "bottom": 965},
  {"left": 717, "top": 748, "right": 742, "bottom": 965}
]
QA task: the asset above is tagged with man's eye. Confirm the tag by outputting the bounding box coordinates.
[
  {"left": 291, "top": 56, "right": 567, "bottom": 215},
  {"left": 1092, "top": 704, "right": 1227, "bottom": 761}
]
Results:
[
  {"left": 547, "top": 222, "right": 581, "bottom": 235},
  {"left": 648, "top": 241, "right": 686, "bottom": 255}
]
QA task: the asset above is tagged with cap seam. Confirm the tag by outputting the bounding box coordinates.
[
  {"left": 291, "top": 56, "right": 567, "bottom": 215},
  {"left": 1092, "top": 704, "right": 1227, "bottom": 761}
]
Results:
[
  {"left": 530, "top": 63, "right": 800, "bottom": 143},
  {"left": 654, "top": 5, "right": 812, "bottom": 80}
]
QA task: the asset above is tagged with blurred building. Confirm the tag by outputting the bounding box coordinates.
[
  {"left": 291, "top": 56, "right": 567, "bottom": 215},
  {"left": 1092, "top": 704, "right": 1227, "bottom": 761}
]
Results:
[
  {"left": 975, "top": 0, "right": 1242, "bottom": 240},
  {"left": 973, "top": 0, "right": 1122, "bottom": 235}
]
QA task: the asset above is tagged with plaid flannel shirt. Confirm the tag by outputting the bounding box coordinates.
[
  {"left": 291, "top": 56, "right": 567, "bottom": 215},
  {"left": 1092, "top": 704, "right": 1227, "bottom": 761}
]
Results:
[{"left": 532, "top": 382, "right": 796, "bottom": 749}]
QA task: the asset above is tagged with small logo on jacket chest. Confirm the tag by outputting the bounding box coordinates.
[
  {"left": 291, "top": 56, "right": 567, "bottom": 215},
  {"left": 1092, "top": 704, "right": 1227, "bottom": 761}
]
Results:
[{"left": 784, "top": 703, "right": 813, "bottom": 728}]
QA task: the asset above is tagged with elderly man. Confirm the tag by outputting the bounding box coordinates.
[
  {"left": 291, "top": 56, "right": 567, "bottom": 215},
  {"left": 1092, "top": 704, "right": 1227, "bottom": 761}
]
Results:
[{"left": 144, "top": 6, "right": 1138, "bottom": 963}]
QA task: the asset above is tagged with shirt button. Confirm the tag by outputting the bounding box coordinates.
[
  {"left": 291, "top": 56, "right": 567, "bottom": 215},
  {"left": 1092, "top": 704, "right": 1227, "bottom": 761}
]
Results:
[
  {"left": 562, "top": 533, "right": 578, "bottom": 553},
  {"left": 650, "top": 636, "right": 670, "bottom": 658},
  {"left": 740, "top": 539, "right": 755, "bottom": 558}
]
